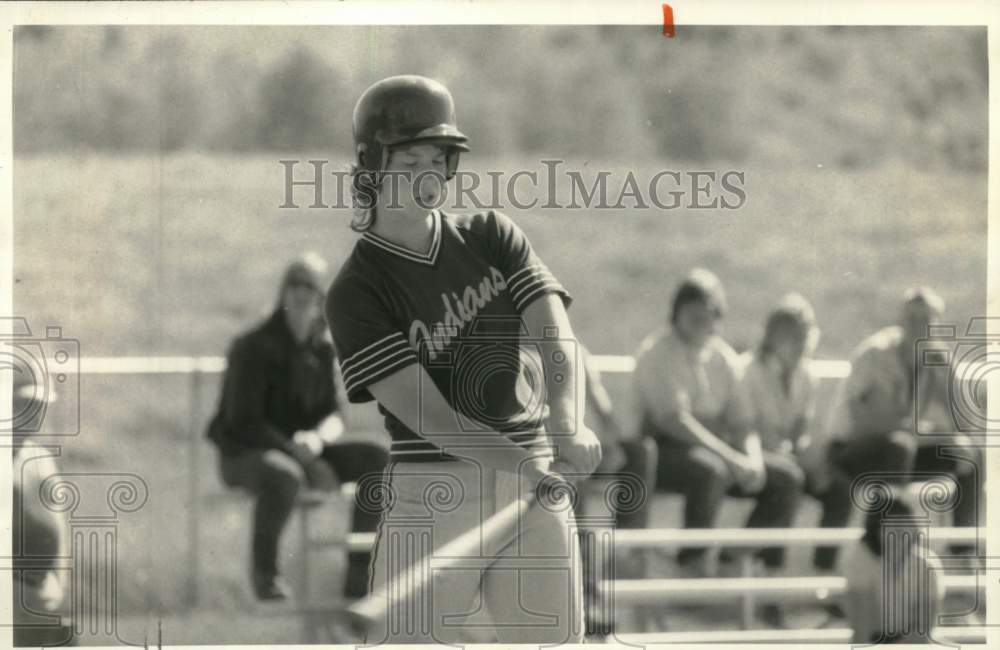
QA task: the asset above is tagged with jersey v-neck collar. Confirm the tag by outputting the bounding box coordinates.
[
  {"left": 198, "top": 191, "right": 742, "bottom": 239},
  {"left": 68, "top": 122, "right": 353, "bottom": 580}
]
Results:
[{"left": 362, "top": 210, "right": 442, "bottom": 266}]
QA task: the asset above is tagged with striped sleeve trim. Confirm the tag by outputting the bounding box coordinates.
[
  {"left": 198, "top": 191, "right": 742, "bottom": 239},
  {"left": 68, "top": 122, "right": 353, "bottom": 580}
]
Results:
[
  {"left": 507, "top": 264, "right": 550, "bottom": 293},
  {"left": 341, "top": 333, "right": 403, "bottom": 374},
  {"left": 341, "top": 332, "right": 418, "bottom": 397},
  {"left": 505, "top": 264, "right": 568, "bottom": 312}
]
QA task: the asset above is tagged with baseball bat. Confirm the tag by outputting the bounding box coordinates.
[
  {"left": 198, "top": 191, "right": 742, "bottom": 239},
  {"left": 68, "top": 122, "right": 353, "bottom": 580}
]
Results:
[{"left": 344, "top": 469, "right": 573, "bottom": 636}]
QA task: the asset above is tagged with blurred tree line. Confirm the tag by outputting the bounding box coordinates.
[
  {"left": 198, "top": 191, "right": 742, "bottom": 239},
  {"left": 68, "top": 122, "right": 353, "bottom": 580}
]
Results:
[{"left": 13, "top": 25, "right": 987, "bottom": 171}]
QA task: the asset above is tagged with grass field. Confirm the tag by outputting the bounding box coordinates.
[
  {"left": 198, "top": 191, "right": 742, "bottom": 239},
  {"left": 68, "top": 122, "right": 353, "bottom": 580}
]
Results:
[
  {"left": 11, "top": 153, "right": 988, "bottom": 644},
  {"left": 15, "top": 153, "right": 987, "bottom": 357}
]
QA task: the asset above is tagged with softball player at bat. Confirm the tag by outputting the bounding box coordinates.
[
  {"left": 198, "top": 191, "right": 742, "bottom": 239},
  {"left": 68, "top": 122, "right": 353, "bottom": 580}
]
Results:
[{"left": 325, "top": 75, "right": 601, "bottom": 644}]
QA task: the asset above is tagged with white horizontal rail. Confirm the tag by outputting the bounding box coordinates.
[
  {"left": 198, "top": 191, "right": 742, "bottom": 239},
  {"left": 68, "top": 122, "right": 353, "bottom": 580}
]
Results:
[
  {"left": 344, "top": 532, "right": 375, "bottom": 551},
  {"left": 602, "top": 574, "right": 981, "bottom": 604},
  {"left": 77, "top": 356, "right": 227, "bottom": 374},
  {"left": 72, "top": 355, "right": 853, "bottom": 378},
  {"left": 616, "top": 626, "right": 986, "bottom": 645},
  {"left": 64, "top": 354, "right": 990, "bottom": 381},
  {"left": 332, "top": 526, "right": 978, "bottom": 553},
  {"left": 606, "top": 526, "right": 978, "bottom": 549}
]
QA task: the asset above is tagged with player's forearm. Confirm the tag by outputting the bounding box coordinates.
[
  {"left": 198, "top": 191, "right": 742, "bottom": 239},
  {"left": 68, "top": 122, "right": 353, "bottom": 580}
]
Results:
[
  {"left": 521, "top": 295, "right": 583, "bottom": 434},
  {"left": 544, "top": 338, "right": 584, "bottom": 434}
]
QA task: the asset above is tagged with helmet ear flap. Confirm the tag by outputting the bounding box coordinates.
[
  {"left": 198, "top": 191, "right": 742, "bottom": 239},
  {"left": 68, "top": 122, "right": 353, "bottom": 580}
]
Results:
[
  {"left": 356, "top": 143, "right": 368, "bottom": 168},
  {"left": 380, "top": 146, "right": 390, "bottom": 175},
  {"left": 446, "top": 150, "right": 461, "bottom": 181}
]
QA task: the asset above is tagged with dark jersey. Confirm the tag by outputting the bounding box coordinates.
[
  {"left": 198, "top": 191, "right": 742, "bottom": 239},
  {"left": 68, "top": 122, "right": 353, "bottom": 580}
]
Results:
[{"left": 325, "top": 210, "right": 571, "bottom": 462}]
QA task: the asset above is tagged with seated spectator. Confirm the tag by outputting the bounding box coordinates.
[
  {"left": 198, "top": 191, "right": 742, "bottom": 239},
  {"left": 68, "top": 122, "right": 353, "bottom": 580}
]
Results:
[
  {"left": 11, "top": 368, "right": 72, "bottom": 646},
  {"left": 632, "top": 269, "right": 803, "bottom": 578},
  {"left": 807, "top": 287, "right": 981, "bottom": 568},
  {"left": 844, "top": 490, "right": 944, "bottom": 644},
  {"left": 207, "top": 252, "right": 389, "bottom": 601},
  {"left": 738, "top": 293, "right": 819, "bottom": 625}
]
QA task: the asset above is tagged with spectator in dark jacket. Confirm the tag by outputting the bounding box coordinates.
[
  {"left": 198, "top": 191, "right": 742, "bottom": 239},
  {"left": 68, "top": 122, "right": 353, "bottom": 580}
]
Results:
[{"left": 207, "top": 252, "right": 389, "bottom": 601}]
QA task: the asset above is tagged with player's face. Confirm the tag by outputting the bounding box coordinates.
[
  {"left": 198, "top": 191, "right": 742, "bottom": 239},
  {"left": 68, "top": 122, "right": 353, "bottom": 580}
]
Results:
[
  {"left": 675, "top": 299, "right": 721, "bottom": 348},
  {"left": 381, "top": 143, "right": 449, "bottom": 215}
]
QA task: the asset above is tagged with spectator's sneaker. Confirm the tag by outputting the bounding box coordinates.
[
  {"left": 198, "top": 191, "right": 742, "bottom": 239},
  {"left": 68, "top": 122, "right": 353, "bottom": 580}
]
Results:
[{"left": 253, "top": 573, "right": 292, "bottom": 601}]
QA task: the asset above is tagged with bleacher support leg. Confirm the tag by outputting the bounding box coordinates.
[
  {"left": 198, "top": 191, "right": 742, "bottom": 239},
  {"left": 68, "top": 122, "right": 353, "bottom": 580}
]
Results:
[
  {"left": 187, "top": 368, "right": 203, "bottom": 609},
  {"left": 739, "top": 553, "right": 754, "bottom": 629}
]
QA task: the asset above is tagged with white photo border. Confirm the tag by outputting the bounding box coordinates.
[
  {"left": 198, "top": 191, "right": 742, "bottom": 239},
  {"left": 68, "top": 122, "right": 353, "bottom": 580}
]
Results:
[{"left": 1, "top": 2, "right": 997, "bottom": 649}]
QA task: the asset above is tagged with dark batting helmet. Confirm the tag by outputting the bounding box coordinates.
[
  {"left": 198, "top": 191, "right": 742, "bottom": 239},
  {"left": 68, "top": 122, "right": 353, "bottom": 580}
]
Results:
[{"left": 352, "top": 75, "right": 470, "bottom": 180}]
